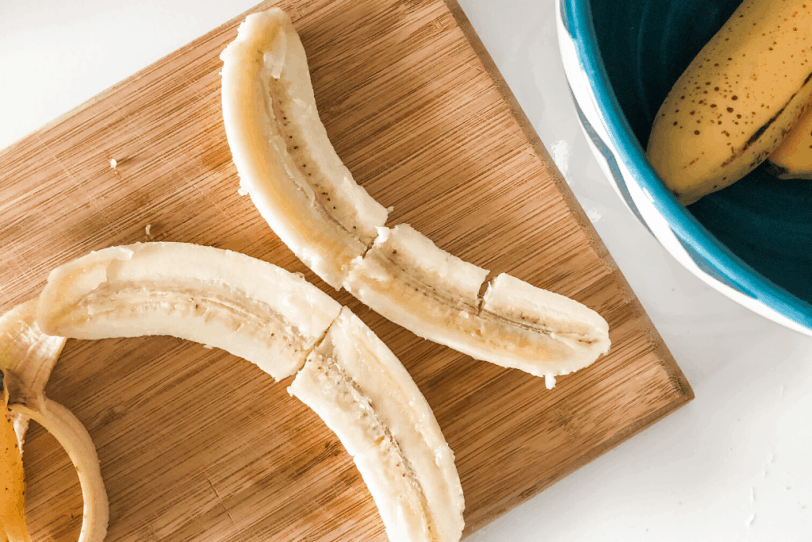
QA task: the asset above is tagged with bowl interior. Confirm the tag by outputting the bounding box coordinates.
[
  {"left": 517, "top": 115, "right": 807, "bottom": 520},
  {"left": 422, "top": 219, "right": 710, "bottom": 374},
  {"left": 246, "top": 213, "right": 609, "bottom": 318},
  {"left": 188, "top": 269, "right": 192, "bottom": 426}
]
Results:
[{"left": 589, "top": 0, "right": 812, "bottom": 304}]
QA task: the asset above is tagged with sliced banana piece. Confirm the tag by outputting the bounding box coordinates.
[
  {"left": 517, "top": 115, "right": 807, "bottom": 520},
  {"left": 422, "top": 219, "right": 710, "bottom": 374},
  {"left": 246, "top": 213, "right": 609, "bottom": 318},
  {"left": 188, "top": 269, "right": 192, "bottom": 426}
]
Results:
[
  {"left": 347, "top": 225, "right": 487, "bottom": 356},
  {"left": 220, "top": 7, "right": 611, "bottom": 383},
  {"left": 289, "top": 308, "right": 464, "bottom": 542},
  {"left": 37, "top": 242, "right": 465, "bottom": 542},
  {"left": 220, "top": 8, "right": 388, "bottom": 289},
  {"left": 347, "top": 225, "right": 610, "bottom": 379},
  {"left": 37, "top": 242, "right": 342, "bottom": 381}
]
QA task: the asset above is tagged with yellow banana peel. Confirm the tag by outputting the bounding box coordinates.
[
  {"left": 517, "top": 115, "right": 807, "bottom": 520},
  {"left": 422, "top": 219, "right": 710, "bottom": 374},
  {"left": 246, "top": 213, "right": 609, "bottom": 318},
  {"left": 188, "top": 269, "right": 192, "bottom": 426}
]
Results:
[
  {"left": 1, "top": 370, "right": 31, "bottom": 542},
  {"left": 767, "top": 104, "right": 812, "bottom": 179}
]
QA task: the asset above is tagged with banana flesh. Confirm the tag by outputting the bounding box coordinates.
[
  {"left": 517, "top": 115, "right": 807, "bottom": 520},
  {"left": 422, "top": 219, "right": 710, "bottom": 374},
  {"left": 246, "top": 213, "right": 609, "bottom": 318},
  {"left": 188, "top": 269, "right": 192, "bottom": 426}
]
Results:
[
  {"left": 647, "top": 0, "right": 812, "bottom": 204},
  {"left": 290, "top": 308, "right": 464, "bottom": 542},
  {"left": 767, "top": 104, "right": 812, "bottom": 179},
  {"left": 37, "top": 242, "right": 342, "bottom": 381},
  {"left": 347, "top": 225, "right": 610, "bottom": 379},
  {"left": 37, "top": 242, "right": 465, "bottom": 542},
  {"left": 220, "top": 9, "right": 388, "bottom": 290},
  {"left": 220, "top": 8, "right": 611, "bottom": 383}
]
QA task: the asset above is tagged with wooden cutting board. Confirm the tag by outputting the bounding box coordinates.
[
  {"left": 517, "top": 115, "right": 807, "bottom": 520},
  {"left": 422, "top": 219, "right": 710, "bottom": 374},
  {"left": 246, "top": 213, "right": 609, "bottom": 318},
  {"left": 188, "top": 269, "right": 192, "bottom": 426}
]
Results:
[{"left": 0, "top": 0, "right": 693, "bottom": 540}]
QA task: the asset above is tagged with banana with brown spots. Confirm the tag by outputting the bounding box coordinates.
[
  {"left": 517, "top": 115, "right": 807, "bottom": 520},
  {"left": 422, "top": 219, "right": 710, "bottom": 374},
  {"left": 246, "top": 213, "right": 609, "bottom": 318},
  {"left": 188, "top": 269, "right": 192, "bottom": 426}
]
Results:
[{"left": 647, "top": 0, "right": 812, "bottom": 204}]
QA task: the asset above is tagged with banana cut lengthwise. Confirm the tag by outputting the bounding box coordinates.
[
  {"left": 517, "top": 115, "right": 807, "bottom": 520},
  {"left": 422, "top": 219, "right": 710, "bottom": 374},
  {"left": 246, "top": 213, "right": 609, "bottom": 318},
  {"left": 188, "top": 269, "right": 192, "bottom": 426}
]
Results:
[
  {"left": 1, "top": 300, "right": 108, "bottom": 542},
  {"left": 647, "top": 0, "right": 812, "bottom": 203},
  {"left": 220, "top": 8, "right": 611, "bottom": 385},
  {"left": 290, "top": 308, "right": 464, "bottom": 542},
  {"left": 38, "top": 242, "right": 342, "bottom": 381},
  {"left": 37, "top": 242, "right": 465, "bottom": 542},
  {"left": 347, "top": 225, "right": 611, "bottom": 382},
  {"left": 219, "top": 9, "right": 388, "bottom": 290}
]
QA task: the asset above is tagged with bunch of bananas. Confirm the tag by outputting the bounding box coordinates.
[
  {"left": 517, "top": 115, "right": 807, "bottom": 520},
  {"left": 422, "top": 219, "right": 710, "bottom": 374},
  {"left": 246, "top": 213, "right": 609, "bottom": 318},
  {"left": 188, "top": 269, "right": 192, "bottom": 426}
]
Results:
[{"left": 646, "top": 0, "right": 812, "bottom": 204}]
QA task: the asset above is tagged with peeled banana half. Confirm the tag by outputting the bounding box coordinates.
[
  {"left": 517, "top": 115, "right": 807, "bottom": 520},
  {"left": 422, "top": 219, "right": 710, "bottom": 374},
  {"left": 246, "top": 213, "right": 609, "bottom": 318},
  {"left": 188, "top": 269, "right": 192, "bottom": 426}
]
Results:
[
  {"left": 219, "top": 10, "right": 388, "bottom": 290},
  {"left": 1, "top": 300, "right": 108, "bottom": 542},
  {"left": 291, "top": 308, "right": 464, "bottom": 542},
  {"left": 37, "top": 242, "right": 465, "bottom": 542},
  {"left": 38, "top": 243, "right": 342, "bottom": 382},
  {"left": 220, "top": 8, "right": 611, "bottom": 385},
  {"left": 647, "top": 0, "right": 812, "bottom": 203}
]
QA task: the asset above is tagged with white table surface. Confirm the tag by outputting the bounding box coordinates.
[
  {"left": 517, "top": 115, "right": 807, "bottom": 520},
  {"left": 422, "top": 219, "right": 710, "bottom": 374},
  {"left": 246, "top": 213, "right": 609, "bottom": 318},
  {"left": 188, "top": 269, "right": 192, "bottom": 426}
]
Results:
[{"left": 1, "top": 1, "right": 810, "bottom": 540}]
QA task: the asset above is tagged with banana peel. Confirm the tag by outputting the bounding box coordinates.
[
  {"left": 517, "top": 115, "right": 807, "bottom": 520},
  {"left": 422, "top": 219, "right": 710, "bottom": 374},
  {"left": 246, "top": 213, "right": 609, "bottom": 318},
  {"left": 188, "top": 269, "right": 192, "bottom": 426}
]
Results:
[
  {"left": 767, "top": 104, "right": 812, "bottom": 179},
  {"left": 0, "top": 300, "right": 108, "bottom": 542},
  {"left": 1, "top": 370, "right": 30, "bottom": 542},
  {"left": 6, "top": 400, "right": 107, "bottom": 542}
]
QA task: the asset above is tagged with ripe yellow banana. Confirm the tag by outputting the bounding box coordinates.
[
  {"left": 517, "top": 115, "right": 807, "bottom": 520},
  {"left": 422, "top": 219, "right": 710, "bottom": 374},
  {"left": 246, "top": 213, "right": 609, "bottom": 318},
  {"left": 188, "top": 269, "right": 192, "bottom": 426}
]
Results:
[
  {"left": 220, "top": 8, "right": 611, "bottom": 385},
  {"left": 1, "top": 300, "right": 108, "bottom": 542},
  {"left": 647, "top": 0, "right": 812, "bottom": 204},
  {"left": 767, "top": 104, "right": 812, "bottom": 179},
  {"left": 37, "top": 242, "right": 465, "bottom": 542}
]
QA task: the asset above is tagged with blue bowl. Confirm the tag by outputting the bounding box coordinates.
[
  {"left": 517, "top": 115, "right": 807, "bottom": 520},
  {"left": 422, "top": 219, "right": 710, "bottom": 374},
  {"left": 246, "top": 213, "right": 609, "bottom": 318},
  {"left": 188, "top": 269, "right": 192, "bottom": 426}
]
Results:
[{"left": 556, "top": 0, "right": 812, "bottom": 335}]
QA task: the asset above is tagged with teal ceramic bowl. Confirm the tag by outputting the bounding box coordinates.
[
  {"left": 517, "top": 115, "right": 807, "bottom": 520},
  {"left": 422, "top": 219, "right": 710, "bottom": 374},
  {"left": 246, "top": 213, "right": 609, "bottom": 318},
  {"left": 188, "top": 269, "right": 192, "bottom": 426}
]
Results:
[{"left": 556, "top": 0, "right": 812, "bottom": 335}]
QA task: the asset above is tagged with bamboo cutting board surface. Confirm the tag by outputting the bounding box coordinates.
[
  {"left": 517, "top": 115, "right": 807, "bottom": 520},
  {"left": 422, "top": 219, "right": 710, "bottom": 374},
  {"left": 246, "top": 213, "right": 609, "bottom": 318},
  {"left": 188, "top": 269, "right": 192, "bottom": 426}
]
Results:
[{"left": 0, "top": 1, "right": 693, "bottom": 540}]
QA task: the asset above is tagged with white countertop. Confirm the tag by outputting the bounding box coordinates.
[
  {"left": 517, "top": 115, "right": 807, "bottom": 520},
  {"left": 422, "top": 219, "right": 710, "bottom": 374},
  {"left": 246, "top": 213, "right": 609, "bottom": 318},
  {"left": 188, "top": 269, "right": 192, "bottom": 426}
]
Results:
[{"left": 2, "top": 0, "right": 810, "bottom": 540}]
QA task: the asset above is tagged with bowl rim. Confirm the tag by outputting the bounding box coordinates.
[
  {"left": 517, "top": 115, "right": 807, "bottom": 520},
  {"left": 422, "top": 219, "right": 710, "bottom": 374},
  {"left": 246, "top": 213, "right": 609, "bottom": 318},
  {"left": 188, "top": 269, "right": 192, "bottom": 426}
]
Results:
[{"left": 559, "top": 0, "right": 812, "bottom": 333}]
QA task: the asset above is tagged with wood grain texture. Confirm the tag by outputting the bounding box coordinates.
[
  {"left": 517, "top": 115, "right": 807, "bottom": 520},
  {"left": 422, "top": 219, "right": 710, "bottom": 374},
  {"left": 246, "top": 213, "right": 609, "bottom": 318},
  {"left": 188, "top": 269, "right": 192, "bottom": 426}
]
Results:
[{"left": 0, "top": 0, "right": 693, "bottom": 540}]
